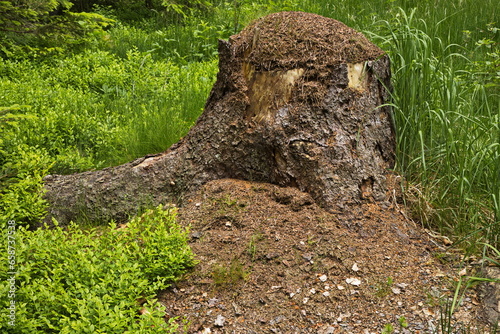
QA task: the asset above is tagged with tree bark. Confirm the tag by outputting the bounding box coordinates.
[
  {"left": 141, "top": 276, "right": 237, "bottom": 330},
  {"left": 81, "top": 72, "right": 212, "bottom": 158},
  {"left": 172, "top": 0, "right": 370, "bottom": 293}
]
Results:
[{"left": 43, "top": 11, "right": 395, "bottom": 225}]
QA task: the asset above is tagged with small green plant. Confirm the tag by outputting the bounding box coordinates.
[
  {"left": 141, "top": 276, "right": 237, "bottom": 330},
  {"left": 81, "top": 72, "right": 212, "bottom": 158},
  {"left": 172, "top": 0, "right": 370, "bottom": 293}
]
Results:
[
  {"left": 373, "top": 277, "right": 394, "bottom": 298},
  {"left": 221, "top": 194, "right": 239, "bottom": 207},
  {"left": 381, "top": 323, "right": 394, "bottom": 334},
  {"left": 398, "top": 316, "right": 408, "bottom": 328},
  {"left": 438, "top": 241, "right": 500, "bottom": 333},
  {"left": 212, "top": 194, "right": 247, "bottom": 219},
  {"left": 0, "top": 205, "right": 196, "bottom": 333},
  {"left": 212, "top": 258, "right": 250, "bottom": 287},
  {"left": 306, "top": 234, "right": 318, "bottom": 245},
  {"left": 214, "top": 194, "right": 247, "bottom": 210},
  {"left": 247, "top": 232, "right": 264, "bottom": 260}
]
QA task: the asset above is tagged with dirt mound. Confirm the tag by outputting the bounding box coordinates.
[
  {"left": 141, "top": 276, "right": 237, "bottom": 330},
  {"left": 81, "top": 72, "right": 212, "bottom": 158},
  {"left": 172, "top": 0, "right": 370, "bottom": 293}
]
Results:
[
  {"left": 159, "top": 179, "right": 486, "bottom": 333},
  {"left": 231, "top": 11, "right": 385, "bottom": 71}
]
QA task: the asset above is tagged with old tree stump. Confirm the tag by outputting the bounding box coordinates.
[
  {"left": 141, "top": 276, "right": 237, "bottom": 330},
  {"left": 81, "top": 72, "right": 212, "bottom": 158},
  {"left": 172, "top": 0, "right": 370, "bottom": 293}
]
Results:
[{"left": 44, "top": 12, "right": 395, "bottom": 224}]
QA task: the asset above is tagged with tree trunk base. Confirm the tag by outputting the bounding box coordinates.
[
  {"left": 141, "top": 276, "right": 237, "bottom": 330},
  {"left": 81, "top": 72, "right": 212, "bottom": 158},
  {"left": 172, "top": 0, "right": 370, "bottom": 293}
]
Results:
[{"left": 44, "top": 11, "right": 395, "bottom": 225}]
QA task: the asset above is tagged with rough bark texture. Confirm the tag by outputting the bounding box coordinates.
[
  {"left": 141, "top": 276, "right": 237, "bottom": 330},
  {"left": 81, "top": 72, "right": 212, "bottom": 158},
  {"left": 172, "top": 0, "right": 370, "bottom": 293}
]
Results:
[
  {"left": 480, "top": 267, "right": 500, "bottom": 325},
  {"left": 43, "top": 11, "right": 395, "bottom": 225}
]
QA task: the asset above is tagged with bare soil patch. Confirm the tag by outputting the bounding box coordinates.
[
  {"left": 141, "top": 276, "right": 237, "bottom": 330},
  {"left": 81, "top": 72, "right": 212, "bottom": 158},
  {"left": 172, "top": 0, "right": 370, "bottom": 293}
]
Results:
[{"left": 159, "top": 179, "right": 487, "bottom": 333}]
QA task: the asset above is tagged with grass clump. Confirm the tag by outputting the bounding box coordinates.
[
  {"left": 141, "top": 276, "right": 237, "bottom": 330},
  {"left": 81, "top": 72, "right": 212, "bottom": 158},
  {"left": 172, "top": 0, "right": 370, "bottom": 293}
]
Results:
[
  {"left": 248, "top": 232, "right": 265, "bottom": 261},
  {"left": 371, "top": 7, "right": 499, "bottom": 249},
  {"left": 372, "top": 277, "right": 394, "bottom": 298},
  {"left": 0, "top": 206, "right": 196, "bottom": 333},
  {"left": 212, "top": 258, "right": 250, "bottom": 288}
]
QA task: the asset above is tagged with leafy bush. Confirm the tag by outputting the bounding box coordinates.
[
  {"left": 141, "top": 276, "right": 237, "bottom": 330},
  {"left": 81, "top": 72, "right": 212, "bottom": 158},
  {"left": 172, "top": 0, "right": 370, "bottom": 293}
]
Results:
[
  {"left": 0, "top": 50, "right": 216, "bottom": 226},
  {"left": 0, "top": 145, "right": 52, "bottom": 226},
  {"left": 0, "top": 206, "right": 196, "bottom": 333},
  {"left": 0, "top": 106, "right": 52, "bottom": 225},
  {"left": 0, "top": 50, "right": 216, "bottom": 171},
  {"left": 0, "top": 0, "right": 114, "bottom": 59}
]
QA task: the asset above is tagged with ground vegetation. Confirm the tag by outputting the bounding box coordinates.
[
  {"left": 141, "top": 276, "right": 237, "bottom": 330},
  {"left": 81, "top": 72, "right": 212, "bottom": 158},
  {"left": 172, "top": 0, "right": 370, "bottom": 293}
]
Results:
[{"left": 0, "top": 0, "right": 498, "bottom": 332}]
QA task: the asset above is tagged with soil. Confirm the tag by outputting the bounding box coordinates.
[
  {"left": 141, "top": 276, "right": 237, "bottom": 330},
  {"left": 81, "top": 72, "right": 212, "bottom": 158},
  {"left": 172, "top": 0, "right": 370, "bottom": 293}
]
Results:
[
  {"left": 158, "top": 178, "right": 490, "bottom": 333},
  {"left": 232, "top": 11, "right": 385, "bottom": 71}
]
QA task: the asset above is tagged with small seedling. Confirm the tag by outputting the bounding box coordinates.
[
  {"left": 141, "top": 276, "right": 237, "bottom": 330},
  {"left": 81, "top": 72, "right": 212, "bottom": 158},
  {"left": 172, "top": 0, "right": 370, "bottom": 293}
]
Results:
[
  {"left": 373, "top": 276, "right": 394, "bottom": 298},
  {"left": 247, "top": 232, "right": 264, "bottom": 260},
  {"left": 381, "top": 323, "right": 394, "bottom": 334},
  {"left": 212, "top": 258, "right": 250, "bottom": 287},
  {"left": 221, "top": 194, "right": 239, "bottom": 207},
  {"left": 307, "top": 235, "right": 317, "bottom": 245},
  {"left": 398, "top": 316, "right": 408, "bottom": 328}
]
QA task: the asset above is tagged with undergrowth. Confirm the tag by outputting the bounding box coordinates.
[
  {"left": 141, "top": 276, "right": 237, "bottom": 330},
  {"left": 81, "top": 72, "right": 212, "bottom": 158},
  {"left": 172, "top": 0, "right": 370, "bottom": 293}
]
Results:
[
  {"left": 0, "top": 0, "right": 498, "bottom": 331},
  {"left": 367, "top": 7, "right": 499, "bottom": 252},
  {"left": 0, "top": 206, "right": 195, "bottom": 333}
]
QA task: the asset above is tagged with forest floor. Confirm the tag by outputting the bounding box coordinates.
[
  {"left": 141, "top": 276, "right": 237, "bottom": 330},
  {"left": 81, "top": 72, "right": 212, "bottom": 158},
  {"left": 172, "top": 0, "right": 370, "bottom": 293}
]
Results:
[{"left": 159, "top": 178, "right": 491, "bottom": 333}]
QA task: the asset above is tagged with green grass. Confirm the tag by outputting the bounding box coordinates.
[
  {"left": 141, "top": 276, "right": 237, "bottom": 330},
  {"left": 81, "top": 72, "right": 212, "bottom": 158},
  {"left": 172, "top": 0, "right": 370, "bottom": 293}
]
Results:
[
  {"left": 0, "top": 50, "right": 217, "bottom": 169},
  {"left": 367, "top": 7, "right": 499, "bottom": 250}
]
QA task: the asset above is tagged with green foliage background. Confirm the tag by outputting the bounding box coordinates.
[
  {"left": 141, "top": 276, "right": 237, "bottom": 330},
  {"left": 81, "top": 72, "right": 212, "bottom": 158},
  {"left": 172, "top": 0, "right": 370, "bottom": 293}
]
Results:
[
  {"left": 0, "top": 0, "right": 113, "bottom": 59},
  {"left": 0, "top": 0, "right": 497, "bottom": 242},
  {"left": 0, "top": 0, "right": 498, "bottom": 331},
  {"left": 0, "top": 0, "right": 498, "bottom": 242}
]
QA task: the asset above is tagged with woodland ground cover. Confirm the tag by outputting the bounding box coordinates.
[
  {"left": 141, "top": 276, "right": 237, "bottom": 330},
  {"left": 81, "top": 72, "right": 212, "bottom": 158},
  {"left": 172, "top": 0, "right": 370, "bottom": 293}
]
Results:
[
  {"left": 0, "top": 0, "right": 498, "bottom": 332},
  {"left": 2, "top": 0, "right": 497, "bottom": 247}
]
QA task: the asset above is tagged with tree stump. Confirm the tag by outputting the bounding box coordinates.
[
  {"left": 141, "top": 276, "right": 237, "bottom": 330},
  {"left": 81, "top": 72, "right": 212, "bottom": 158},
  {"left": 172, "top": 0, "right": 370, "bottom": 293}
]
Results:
[{"left": 43, "top": 11, "right": 395, "bottom": 225}]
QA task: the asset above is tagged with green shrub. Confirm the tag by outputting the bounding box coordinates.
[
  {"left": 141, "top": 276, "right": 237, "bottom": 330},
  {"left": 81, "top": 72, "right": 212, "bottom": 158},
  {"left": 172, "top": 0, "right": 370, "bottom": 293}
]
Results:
[
  {"left": 0, "top": 106, "right": 52, "bottom": 226},
  {"left": 0, "top": 146, "right": 51, "bottom": 226},
  {"left": 0, "top": 0, "right": 114, "bottom": 59},
  {"left": 0, "top": 206, "right": 196, "bottom": 333}
]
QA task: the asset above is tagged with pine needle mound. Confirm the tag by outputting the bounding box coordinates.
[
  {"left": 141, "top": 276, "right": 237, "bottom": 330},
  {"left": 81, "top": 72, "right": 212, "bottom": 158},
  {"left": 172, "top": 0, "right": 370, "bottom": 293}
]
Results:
[{"left": 231, "top": 11, "right": 385, "bottom": 71}]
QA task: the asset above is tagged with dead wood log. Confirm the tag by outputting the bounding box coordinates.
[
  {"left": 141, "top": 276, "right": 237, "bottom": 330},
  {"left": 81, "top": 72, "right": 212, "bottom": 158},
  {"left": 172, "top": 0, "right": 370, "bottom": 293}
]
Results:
[{"left": 43, "top": 11, "right": 395, "bottom": 224}]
